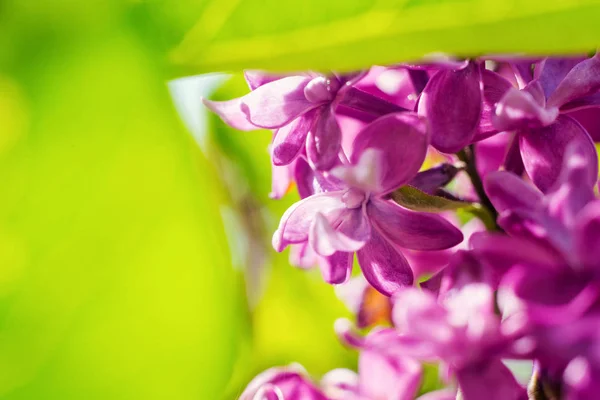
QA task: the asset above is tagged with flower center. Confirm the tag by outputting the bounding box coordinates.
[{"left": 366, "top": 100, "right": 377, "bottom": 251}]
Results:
[
  {"left": 304, "top": 76, "right": 340, "bottom": 103},
  {"left": 342, "top": 188, "right": 367, "bottom": 209}
]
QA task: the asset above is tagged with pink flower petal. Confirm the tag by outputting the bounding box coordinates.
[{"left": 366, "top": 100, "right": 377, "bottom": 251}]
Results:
[
  {"left": 272, "top": 192, "right": 345, "bottom": 251},
  {"left": 418, "top": 62, "right": 482, "bottom": 153},
  {"left": 272, "top": 111, "right": 316, "bottom": 166},
  {"left": 309, "top": 212, "right": 368, "bottom": 257},
  {"left": 356, "top": 229, "right": 413, "bottom": 296},
  {"left": 306, "top": 105, "right": 342, "bottom": 171},
  {"left": 520, "top": 115, "right": 597, "bottom": 192},
  {"left": 241, "top": 76, "right": 316, "bottom": 128},
  {"left": 368, "top": 199, "right": 463, "bottom": 251},
  {"left": 202, "top": 98, "right": 256, "bottom": 131},
  {"left": 351, "top": 113, "right": 429, "bottom": 195}
]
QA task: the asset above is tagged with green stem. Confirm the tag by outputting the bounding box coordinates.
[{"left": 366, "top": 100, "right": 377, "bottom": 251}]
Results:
[{"left": 457, "top": 145, "right": 501, "bottom": 231}]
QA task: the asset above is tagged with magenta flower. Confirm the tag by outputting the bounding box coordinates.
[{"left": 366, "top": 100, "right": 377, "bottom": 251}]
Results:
[
  {"left": 417, "top": 61, "right": 483, "bottom": 153},
  {"left": 491, "top": 55, "right": 600, "bottom": 191},
  {"left": 332, "top": 321, "right": 456, "bottom": 400},
  {"left": 473, "top": 142, "right": 600, "bottom": 327},
  {"left": 239, "top": 364, "right": 327, "bottom": 400},
  {"left": 272, "top": 113, "right": 463, "bottom": 294},
  {"left": 390, "top": 284, "right": 527, "bottom": 400},
  {"left": 204, "top": 71, "right": 405, "bottom": 170}
]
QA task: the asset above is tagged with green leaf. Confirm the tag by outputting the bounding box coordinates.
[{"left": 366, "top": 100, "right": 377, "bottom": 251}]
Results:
[
  {"left": 391, "top": 185, "right": 471, "bottom": 212},
  {"left": 0, "top": 4, "right": 242, "bottom": 400},
  {"left": 168, "top": 0, "right": 600, "bottom": 74}
]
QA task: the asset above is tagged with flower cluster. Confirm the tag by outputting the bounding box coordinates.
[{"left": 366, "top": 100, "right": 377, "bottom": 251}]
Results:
[{"left": 204, "top": 55, "right": 600, "bottom": 400}]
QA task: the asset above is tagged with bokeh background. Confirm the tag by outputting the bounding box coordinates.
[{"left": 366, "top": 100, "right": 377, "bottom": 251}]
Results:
[{"left": 1, "top": 1, "right": 599, "bottom": 399}]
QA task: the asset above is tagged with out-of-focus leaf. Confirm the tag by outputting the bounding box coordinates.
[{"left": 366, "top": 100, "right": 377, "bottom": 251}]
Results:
[
  {"left": 0, "top": 3, "right": 241, "bottom": 400},
  {"left": 418, "top": 363, "right": 445, "bottom": 395},
  {"left": 391, "top": 185, "right": 472, "bottom": 212},
  {"left": 168, "top": 0, "right": 600, "bottom": 75}
]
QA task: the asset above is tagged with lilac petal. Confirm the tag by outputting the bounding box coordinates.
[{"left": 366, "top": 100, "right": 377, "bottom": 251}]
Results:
[
  {"left": 474, "top": 132, "right": 512, "bottom": 178},
  {"left": 289, "top": 242, "right": 317, "bottom": 269},
  {"left": 403, "top": 248, "right": 453, "bottom": 280},
  {"left": 478, "top": 69, "right": 513, "bottom": 138},
  {"left": 503, "top": 135, "right": 525, "bottom": 175},
  {"left": 391, "top": 286, "right": 451, "bottom": 348},
  {"left": 568, "top": 107, "right": 600, "bottom": 141},
  {"left": 470, "top": 233, "right": 565, "bottom": 272},
  {"left": 457, "top": 360, "right": 526, "bottom": 400},
  {"left": 331, "top": 148, "right": 384, "bottom": 193},
  {"left": 270, "top": 163, "right": 293, "bottom": 200},
  {"left": 484, "top": 171, "right": 543, "bottom": 213},
  {"left": 536, "top": 57, "right": 586, "bottom": 100},
  {"left": 340, "top": 87, "right": 408, "bottom": 116},
  {"left": 545, "top": 141, "right": 597, "bottom": 226},
  {"left": 356, "top": 229, "right": 413, "bottom": 296},
  {"left": 418, "top": 61, "right": 482, "bottom": 153},
  {"left": 240, "top": 76, "right": 315, "bottom": 129},
  {"left": 367, "top": 198, "right": 463, "bottom": 251},
  {"left": 273, "top": 192, "right": 345, "bottom": 251},
  {"left": 306, "top": 105, "right": 342, "bottom": 171},
  {"left": 520, "top": 115, "right": 597, "bottom": 192},
  {"left": 240, "top": 365, "right": 327, "bottom": 400},
  {"left": 493, "top": 87, "right": 558, "bottom": 131},
  {"left": 271, "top": 111, "right": 315, "bottom": 166},
  {"left": 510, "top": 61, "right": 535, "bottom": 87},
  {"left": 406, "top": 69, "right": 429, "bottom": 95},
  {"left": 500, "top": 265, "right": 600, "bottom": 325},
  {"left": 438, "top": 250, "right": 499, "bottom": 299},
  {"left": 294, "top": 157, "right": 343, "bottom": 199},
  {"left": 351, "top": 113, "right": 429, "bottom": 194},
  {"left": 319, "top": 251, "right": 353, "bottom": 284},
  {"left": 320, "top": 369, "right": 360, "bottom": 399},
  {"left": 358, "top": 349, "right": 422, "bottom": 400},
  {"left": 560, "top": 92, "right": 600, "bottom": 112},
  {"left": 408, "top": 163, "right": 460, "bottom": 194},
  {"left": 574, "top": 202, "right": 600, "bottom": 271},
  {"left": 309, "top": 212, "right": 368, "bottom": 257},
  {"left": 202, "top": 98, "right": 256, "bottom": 131},
  {"left": 548, "top": 54, "right": 600, "bottom": 108}
]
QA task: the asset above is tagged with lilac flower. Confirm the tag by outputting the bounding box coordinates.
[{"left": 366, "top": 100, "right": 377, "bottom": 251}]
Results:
[
  {"left": 332, "top": 320, "right": 456, "bottom": 400},
  {"left": 272, "top": 113, "right": 463, "bottom": 294},
  {"left": 389, "top": 284, "right": 527, "bottom": 400},
  {"left": 239, "top": 364, "right": 328, "bottom": 400},
  {"left": 469, "top": 143, "right": 600, "bottom": 399},
  {"left": 204, "top": 71, "right": 405, "bottom": 170},
  {"left": 417, "top": 61, "right": 483, "bottom": 153},
  {"left": 476, "top": 144, "right": 599, "bottom": 299},
  {"left": 354, "top": 66, "right": 422, "bottom": 110},
  {"left": 403, "top": 217, "right": 484, "bottom": 280},
  {"left": 527, "top": 315, "right": 600, "bottom": 400},
  {"left": 491, "top": 55, "right": 600, "bottom": 191}
]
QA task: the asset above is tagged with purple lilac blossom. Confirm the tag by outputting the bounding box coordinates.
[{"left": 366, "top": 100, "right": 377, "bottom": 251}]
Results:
[
  {"left": 202, "top": 54, "right": 600, "bottom": 400},
  {"left": 389, "top": 284, "right": 527, "bottom": 400},
  {"left": 491, "top": 55, "right": 600, "bottom": 191},
  {"left": 473, "top": 142, "right": 600, "bottom": 399},
  {"left": 204, "top": 71, "right": 406, "bottom": 170},
  {"left": 272, "top": 113, "right": 463, "bottom": 294}
]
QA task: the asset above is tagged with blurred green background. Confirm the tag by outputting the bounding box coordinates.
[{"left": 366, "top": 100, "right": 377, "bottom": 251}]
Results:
[
  {"left": 0, "top": 0, "right": 599, "bottom": 399},
  {"left": 0, "top": 1, "right": 354, "bottom": 399}
]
